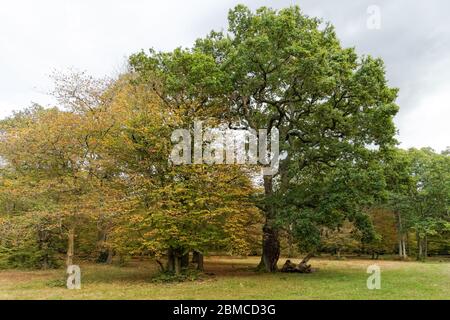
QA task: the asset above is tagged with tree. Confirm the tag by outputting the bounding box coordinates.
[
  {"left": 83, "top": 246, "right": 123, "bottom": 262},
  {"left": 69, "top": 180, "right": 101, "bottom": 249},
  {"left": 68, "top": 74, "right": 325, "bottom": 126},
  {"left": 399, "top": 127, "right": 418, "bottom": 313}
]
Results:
[
  {"left": 383, "top": 148, "right": 416, "bottom": 259},
  {"left": 130, "top": 5, "right": 398, "bottom": 271},
  {"left": 321, "top": 221, "right": 362, "bottom": 259},
  {"left": 408, "top": 148, "right": 450, "bottom": 260},
  {"left": 366, "top": 208, "right": 398, "bottom": 259},
  {"left": 1, "top": 108, "right": 80, "bottom": 265},
  {"left": 93, "top": 75, "right": 261, "bottom": 274},
  {"left": 0, "top": 103, "right": 125, "bottom": 266},
  {"left": 275, "top": 153, "right": 384, "bottom": 267},
  {"left": 0, "top": 212, "right": 61, "bottom": 269},
  {"left": 383, "top": 148, "right": 450, "bottom": 260}
]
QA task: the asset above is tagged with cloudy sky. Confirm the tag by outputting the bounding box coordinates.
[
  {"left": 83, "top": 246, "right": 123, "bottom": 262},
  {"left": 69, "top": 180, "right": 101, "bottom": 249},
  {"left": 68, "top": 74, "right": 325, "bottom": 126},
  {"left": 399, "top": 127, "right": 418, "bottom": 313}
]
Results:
[{"left": 0, "top": 0, "right": 448, "bottom": 151}]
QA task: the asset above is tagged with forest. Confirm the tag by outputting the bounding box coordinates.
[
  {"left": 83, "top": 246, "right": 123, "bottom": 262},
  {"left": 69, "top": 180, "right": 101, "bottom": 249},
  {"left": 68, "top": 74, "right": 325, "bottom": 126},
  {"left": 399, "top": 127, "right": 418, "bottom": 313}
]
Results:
[{"left": 0, "top": 5, "right": 449, "bottom": 300}]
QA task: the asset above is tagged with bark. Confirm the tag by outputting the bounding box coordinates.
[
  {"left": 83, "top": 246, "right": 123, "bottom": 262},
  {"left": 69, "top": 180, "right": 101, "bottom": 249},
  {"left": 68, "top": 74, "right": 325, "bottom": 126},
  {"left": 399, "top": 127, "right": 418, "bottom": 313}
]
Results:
[
  {"left": 423, "top": 235, "right": 428, "bottom": 260},
  {"left": 406, "top": 232, "right": 410, "bottom": 255},
  {"left": 192, "top": 251, "right": 204, "bottom": 271},
  {"left": 181, "top": 252, "right": 190, "bottom": 269},
  {"left": 258, "top": 175, "right": 280, "bottom": 272},
  {"left": 197, "top": 253, "right": 204, "bottom": 271},
  {"left": 402, "top": 235, "right": 407, "bottom": 259},
  {"left": 417, "top": 232, "right": 423, "bottom": 261},
  {"left": 37, "top": 229, "right": 50, "bottom": 269},
  {"left": 396, "top": 212, "right": 406, "bottom": 259},
  {"left": 156, "top": 260, "right": 165, "bottom": 272},
  {"left": 167, "top": 249, "right": 189, "bottom": 274},
  {"left": 280, "top": 260, "right": 297, "bottom": 272},
  {"left": 192, "top": 251, "right": 199, "bottom": 263},
  {"left": 280, "top": 253, "right": 314, "bottom": 273},
  {"left": 166, "top": 248, "right": 175, "bottom": 272},
  {"left": 106, "top": 247, "right": 114, "bottom": 264},
  {"left": 416, "top": 234, "right": 428, "bottom": 261},
  {"left": 66, "top": 228, "right": 75, "bottom": 267},
  {"left": 297, "top": 252, "right": 314, "bottom": 271},
  {"left": 96, "top": 228, "right": 108, "bottom": 263},
  {"left": 174, "top": 255, "right": 181, "bottom": 275},
  {"left": 258, "top": 223, "right": 280, "bottom": 272}
]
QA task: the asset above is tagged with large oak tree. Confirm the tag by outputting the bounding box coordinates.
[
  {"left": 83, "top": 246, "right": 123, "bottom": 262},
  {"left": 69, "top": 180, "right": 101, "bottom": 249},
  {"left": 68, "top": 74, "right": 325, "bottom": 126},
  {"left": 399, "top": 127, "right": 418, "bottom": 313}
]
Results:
[{"left": 130, "top": 5, "right": 399, "bottom": 271}]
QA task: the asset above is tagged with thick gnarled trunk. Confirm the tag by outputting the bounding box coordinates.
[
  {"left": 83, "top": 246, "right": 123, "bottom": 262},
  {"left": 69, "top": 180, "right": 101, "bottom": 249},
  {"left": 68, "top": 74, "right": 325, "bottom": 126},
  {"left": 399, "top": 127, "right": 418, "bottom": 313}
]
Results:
[
  {"left": 259, "top": 223, "right": 280, "bottom": 272},
  {"left": 258, "top": 175, "right": 280, "bottom": 272}
]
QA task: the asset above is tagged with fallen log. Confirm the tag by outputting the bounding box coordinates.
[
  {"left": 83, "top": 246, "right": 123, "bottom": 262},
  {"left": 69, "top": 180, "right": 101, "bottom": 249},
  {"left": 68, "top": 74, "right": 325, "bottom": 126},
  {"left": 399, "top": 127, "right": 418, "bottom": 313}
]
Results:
[{"left": 280, "top": 253, "right": 315, "bottom": 273}]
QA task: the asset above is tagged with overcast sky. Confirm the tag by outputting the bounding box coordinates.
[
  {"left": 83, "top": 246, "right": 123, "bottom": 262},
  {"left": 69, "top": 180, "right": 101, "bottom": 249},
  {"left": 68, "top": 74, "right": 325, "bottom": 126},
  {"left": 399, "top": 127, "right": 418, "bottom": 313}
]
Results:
[{"left": 0, "top": 0, "right": 448, "bottom": 151}]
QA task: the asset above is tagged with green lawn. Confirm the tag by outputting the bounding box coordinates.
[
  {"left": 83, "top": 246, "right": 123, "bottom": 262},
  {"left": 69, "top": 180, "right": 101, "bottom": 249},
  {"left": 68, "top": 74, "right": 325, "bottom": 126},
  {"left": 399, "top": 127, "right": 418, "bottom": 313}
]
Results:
[{"left": 0, "top": 256, "right": 449, "bottom": 300}]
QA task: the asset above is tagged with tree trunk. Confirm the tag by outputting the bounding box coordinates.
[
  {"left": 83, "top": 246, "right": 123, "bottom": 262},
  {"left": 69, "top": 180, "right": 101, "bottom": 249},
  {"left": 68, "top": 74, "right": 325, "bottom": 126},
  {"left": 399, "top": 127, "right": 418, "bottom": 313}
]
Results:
[
  {"left": 406, "top": 232, "right": 410, "bottom": 256},
  {"left": 417, "top": 232, "right": 423, "bottom": 261},
  {"left": 396, "top": 212, "right": 405, "bottom": 259},
  {"left": 166, "top": 248, "right": 175, "bottom": 272},
  {"left": 258, "top": 175, "right": 280, "bottom": 272},
  {"left": 174, "top": 255, "right": 181, "bottom": 275},
  {"left": 197, "top": 253, "right": 204, "bottom": 271},
  {"left": 37, "top": 229, "right": 50, "bottom": 269},
  {"left": 96, "top": 228, "right": 111, "bottom": 263},
  {"left": 402, "top": 235, "right": 407, "bottom": 259},
  {"left": 66, "top": 228, "right": 75, "bottom": 267},
  {"left": 423, "top": 235, "right": 428, "bottom": 260},
  {"left": 181, "top": 252, "right": 189, "bottom": 269},
  {"left": 96, "top": 238, "right": 114, "bottom": 263},
  {"left": 106, "top": 247, "right": 114, "bottom": 264},
  {"left": 192, "top": 251, "right": 204, "bottom": 271},
  {"left": 258, "top": 223, "right": 280, "bottom": 272}
]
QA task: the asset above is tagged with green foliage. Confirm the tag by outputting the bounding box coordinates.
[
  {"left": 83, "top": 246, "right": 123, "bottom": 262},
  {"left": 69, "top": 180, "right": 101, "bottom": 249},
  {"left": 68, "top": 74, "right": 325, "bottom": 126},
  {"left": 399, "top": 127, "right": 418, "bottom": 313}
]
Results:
[
  {"left": 129, "top": 5, "right": 400, "bottom": 268},
  {"left": 0, "top": 5, "right": 447, "bottom": 273},
  {"left": 151, "top": 269, "right": 202, "bottom": 283},
  {"left": 381, "top": 147, "right": 450, "bottom": 259},
  {"left": 0, "top": 214, "right": 61, "bottom": 269}
]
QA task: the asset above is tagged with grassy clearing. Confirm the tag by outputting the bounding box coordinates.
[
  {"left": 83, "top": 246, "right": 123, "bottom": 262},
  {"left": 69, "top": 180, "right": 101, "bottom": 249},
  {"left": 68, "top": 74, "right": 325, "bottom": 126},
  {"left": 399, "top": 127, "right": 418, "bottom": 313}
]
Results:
[{"left": 0, "top": 256, "right": 449, "bottom": 300}]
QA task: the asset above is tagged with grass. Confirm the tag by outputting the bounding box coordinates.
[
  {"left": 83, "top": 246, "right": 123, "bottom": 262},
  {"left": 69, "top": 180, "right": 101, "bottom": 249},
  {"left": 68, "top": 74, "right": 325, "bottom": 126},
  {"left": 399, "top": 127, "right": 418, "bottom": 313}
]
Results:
[{"left": 0, "top": 256, "right": 449, "bottom": 300}]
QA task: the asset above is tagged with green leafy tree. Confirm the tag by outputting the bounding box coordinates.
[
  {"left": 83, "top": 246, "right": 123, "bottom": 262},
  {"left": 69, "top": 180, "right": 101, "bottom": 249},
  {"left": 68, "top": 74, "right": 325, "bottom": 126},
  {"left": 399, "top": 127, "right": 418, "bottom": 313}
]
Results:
[
  {"left": 130, "top": 5, "right": 398, "bottom": 271},
  {"left": 383, "top": 148, "right": 450, "bottom": 260},
  {"left": 96, "top": 76, "right": 261, "bottom": 274},
  {"left": 408, "top": 148, "right": 450, "bottom": 260}
]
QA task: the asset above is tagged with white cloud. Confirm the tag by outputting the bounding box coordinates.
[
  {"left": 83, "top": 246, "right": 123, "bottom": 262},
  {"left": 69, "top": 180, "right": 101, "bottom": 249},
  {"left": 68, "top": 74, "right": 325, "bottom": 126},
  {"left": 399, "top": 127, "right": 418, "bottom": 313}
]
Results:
[{"left": 398, "top": 85, "right": 450, "bottom": 152}]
